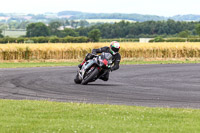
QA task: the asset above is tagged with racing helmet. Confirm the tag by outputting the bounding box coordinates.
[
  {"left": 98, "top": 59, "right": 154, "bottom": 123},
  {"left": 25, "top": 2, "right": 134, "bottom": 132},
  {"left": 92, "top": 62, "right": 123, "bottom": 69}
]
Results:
[{"left": 110, "top": 41, "right": 120, "bottom": 55}]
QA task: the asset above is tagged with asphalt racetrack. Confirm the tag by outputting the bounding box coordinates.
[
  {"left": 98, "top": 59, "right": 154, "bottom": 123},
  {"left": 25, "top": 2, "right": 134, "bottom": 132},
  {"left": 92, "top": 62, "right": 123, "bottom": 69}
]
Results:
[{"left": 0, "top": 64, "right": 200, "bottom": 108}]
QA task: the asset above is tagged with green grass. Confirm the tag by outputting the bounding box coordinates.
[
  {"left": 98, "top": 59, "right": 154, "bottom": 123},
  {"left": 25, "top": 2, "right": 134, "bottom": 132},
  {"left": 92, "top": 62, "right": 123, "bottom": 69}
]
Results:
[
  {"left": 3, "top": 30, "right": 26, "bottom": 38},
  {"left": 0, "top": 62, "right": 79, "bottom": 68},
  {"left": 0, "top": 100, "right": 199, "bottom": 133},
  {"left": 121, "top": 60, "right": 200, "bottom": 65},
  {"left": 1, "top": 60, "right": 200, "bottom": 68}
]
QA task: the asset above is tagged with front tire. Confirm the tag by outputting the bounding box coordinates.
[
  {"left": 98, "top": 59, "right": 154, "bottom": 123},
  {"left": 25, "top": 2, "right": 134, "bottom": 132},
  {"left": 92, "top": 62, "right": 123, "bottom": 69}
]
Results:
[
  {"left": 74, "top": 72, "right": 82, "bottom": 84},
  {"left": 81, "top": 67, "right": 99, "bottom": 85}
]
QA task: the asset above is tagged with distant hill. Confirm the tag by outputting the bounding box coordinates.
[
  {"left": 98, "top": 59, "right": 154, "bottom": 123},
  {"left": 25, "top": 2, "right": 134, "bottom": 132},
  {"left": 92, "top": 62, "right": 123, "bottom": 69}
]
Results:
[
  {"left": 1, "top": 11, "right": 200, "bottom": 22},
  {"left": 58, "top": 11, "right": 166, "bottom": 22},
  {"left": 170, "top": 14, "right": 200, "bottom": 21},
  {"left": 57, "top": 11, "right": 83, "bottom": 16},
  {"left": 58, "top": 11, "right": 200, "bottom": 22}
]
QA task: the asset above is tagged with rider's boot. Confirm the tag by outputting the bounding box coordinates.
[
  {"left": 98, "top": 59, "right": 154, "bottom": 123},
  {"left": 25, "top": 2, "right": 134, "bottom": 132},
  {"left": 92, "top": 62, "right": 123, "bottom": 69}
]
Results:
[
  {"left": 78, "top": 64, "right": 82, "bottom": 69},
  {"left": 99, "top": 71, "right": 109, "bottom": 81},
  {"left": 78, "top": 59, "right": 86, "bottom": 69}
]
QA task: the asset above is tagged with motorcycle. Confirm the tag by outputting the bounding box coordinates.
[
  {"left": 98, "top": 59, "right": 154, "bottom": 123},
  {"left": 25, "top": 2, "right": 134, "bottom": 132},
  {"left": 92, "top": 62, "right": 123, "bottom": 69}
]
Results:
[{"left": 74, "top": 52, "right": 113, "bottom": 85}]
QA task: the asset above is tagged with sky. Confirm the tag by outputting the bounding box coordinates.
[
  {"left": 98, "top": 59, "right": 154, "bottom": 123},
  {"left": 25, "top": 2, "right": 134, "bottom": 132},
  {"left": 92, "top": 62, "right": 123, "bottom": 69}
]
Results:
[{"left": 0, "top": 0, "right": 200, "bottom": 16}]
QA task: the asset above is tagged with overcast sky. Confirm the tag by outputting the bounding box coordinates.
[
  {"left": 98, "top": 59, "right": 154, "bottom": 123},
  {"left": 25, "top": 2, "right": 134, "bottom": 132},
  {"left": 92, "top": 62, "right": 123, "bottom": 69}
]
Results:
[{"left": 0, "top": 0, "right": 200, "bottom": 16}]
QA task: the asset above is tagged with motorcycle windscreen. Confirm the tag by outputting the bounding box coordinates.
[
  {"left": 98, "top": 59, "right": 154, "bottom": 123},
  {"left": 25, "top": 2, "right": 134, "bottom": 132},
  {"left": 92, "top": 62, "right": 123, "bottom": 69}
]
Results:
[{"left": 100, "top": 52, "right": 113, "bottom": 65}]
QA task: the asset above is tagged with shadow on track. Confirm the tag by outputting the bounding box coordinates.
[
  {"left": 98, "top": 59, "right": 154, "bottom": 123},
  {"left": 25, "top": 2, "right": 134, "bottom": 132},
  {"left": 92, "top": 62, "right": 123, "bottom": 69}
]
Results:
[{"left": 86, "top": 83, "right": 122, "bottom": 87}]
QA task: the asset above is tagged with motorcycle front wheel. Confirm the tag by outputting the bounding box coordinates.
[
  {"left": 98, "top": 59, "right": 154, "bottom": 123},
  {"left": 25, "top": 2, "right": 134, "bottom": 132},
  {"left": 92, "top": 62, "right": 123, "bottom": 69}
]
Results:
[
  {"left": 74, "top": 72, "right": 82, "bottom": 84},
  {"left": 81, "top": 67, "right": 99, "bottom": 85}
]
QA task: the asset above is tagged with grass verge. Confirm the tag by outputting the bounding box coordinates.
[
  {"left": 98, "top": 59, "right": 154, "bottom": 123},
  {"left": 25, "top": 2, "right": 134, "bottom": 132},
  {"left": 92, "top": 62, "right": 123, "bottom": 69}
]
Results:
[
  {"left": 0, "top": 100, "right": 200, "bottom": 133},
  {"left": 121, "top": 60, "right": 200, "bottom": 65},
  {"left": 0, "top": 62, "right": 79, "bottom": 68},
  {"left": 1, "top": 59, "right": 200, "bottom": 68}
]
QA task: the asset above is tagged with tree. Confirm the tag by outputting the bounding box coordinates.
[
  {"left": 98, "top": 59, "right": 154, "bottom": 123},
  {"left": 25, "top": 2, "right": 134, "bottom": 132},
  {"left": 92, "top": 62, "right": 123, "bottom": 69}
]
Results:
[
  {"left": 178, "top": 30, "right": 190, "bottom": 38},
  {"left": 18, "top": 21, "right": 30, "bottom": 29},
  {"left": 65, "top": 20, "right": 70, "bottom": 26},
  {"left": 195, "top": 24, "right": 200, "bottom": 37},
  {"left": 88, "top": 29, "right": 101, "bottom": 42},
  {"left": 49, "top": 21, "right": 62, "bottom": 35},
  {"left": 0, "top": 23, "right": 8, "bottom": 30},
  {"left": 79, "top": 20, "right": 89, "bottom": 27},
  {"left": 154, "top": 36, "right": 165, "bottom": 42},
  {"left": 70, "top": 20, "right": 79, "bottom": 28},
  {"left": 57, "top": 28, "right": 79, "bottom": 37},
  {"left": 26, "top": 22, "right": 50, "bottom": 37},
  {"left": 0, "top": 30, "right": 3, "bottom": 38},
  {"left": 75, "top": 27, "right": 90, "bottom": 36}
]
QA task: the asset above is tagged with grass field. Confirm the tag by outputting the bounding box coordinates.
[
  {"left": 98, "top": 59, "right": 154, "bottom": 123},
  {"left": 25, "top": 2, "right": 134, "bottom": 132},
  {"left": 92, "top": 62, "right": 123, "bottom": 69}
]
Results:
[
  {"left": 78, "top": 19, "right": 136, "bottom": 23},
  {"left": 2, "top": 30, "right": 26, "bottom": 38},
  {"left": 1, "top": 42, "right": 200, "bottom": 61},
  {"left": 1, "top": 59, "right": 200, "bottom": 68},
  {"left": 0, "top": 62, "right": 79, "bottom": 68},
  {"left": 0, "top": 100, "right": 200, "bottom": 133}
]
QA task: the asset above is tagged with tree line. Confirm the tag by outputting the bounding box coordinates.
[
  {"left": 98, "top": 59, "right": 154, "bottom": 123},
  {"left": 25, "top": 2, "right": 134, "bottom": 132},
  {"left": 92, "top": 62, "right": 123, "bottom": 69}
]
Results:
[
  {"left": 1, "top": 19, "right": 200, "bottom": 42},
  {"left": 27, "top": 20, "right": 200, "bottom": 38},
  {"left": 25, "top": 22, "right": 100, "bottom": 42},
  {"left": 76, "top": 20, "right": 200, "bottom": 38},
  {"left": 0, "top": 20, "right": 90, "bottom": 30}
]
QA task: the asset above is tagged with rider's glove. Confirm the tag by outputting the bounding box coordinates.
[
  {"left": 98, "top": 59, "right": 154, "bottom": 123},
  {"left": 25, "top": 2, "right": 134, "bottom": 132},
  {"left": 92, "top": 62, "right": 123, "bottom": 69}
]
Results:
[
  {"left": 86, "top": 53, "right": 94, "bottom": 60},
  {"left": 88, "top": 53, "right": 93, "bottom": 58},
  {"left": 92, "top": 52, "right": 97, "bottom": 55}
]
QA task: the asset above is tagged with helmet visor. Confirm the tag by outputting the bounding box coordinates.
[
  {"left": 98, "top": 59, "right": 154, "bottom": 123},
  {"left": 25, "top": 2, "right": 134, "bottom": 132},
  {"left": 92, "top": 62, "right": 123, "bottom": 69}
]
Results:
[{"left": 111, "top": 46, "right": 119, "bottom": 53}]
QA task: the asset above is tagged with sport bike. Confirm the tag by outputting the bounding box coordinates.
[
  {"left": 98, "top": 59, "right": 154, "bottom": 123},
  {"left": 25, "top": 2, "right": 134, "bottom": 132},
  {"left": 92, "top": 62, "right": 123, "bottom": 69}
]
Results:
[{"left": 74, "top": 52, "right": 112, "bottom": 85}]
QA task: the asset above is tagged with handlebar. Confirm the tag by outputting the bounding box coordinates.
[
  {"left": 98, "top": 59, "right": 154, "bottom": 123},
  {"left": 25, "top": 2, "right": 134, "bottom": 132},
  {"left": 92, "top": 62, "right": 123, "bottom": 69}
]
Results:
[{"left": 91, "top": 53, "right": 98, "bottom": 57}]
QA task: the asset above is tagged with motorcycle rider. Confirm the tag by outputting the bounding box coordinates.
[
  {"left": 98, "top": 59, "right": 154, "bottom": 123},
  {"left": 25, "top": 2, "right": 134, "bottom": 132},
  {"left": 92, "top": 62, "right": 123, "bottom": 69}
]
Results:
[{"left": 78, "top": 41, "right": 121, "bottom": 81}]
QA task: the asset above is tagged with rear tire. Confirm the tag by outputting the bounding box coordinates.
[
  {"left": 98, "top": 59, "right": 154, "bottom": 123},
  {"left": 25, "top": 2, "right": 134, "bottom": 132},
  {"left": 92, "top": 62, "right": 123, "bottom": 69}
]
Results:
[{"left": 81, "top": 67, "right": 99, "bottom": 85}]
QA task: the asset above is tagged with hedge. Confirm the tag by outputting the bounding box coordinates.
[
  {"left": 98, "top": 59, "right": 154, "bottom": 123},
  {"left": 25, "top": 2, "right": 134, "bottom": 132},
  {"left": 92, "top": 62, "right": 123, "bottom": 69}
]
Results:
[
  {"left": 0, "top": 36, "right": 89, "bottom": 44},
  {"left": 1, "top": 37, "right": 200, "bottom": 43},
  {"left": 150, "top": 38, "right": 200, "bottom": 42},
  {"left": 100, "top": 38, "right": 139, "bottom": 42}
]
